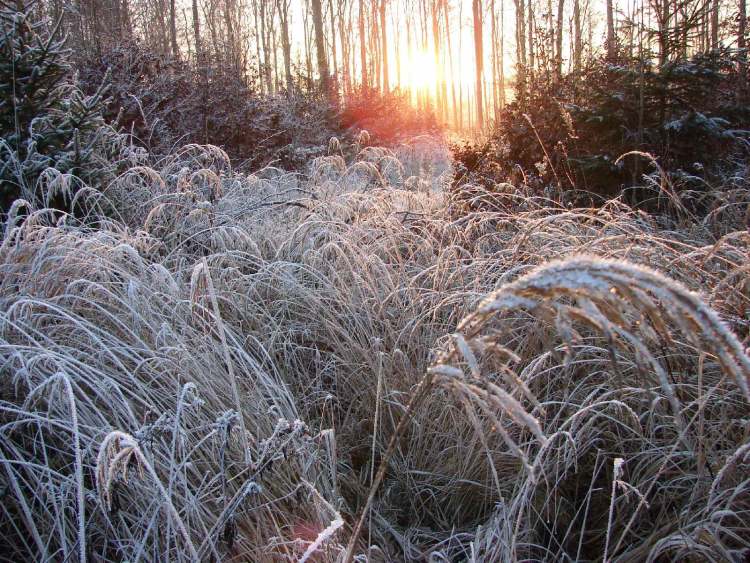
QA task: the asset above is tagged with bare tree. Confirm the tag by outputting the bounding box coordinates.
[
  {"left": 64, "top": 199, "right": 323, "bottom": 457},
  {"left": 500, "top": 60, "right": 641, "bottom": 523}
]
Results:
[
  {"left": 711, "top": 0, "right": 720, "bottom": 47},
  {"left": 259, "top": 1, "right": 273, "bottom": 92},
  {"left": 380, "top": 0, "right": 389, "bottom": 91},
  {"left": 328, "top": 0, "right": 338, "bottom": 83},
  {"left": 659, "top": 0, "right": 673, "bottom": 66},
  {"left": 740, "top": 0, "right": 747, "bottom": 100},
  {"left": 473, "top": 0, "right": 484, "bottom": 125},
  {"left": 359, "top": 0, "right": 368, "bottom": 87},
  {"left": 556, "top": 0, "right": 565, "bottom": 77},
  {"left": 515, "top": 0, "right": 527, "bottom": 93},
  {"left": 191, "top": 0, "right": 201, "bottom": 60},
  {"left": 500, "top": 0, "right": 506, "bottom": 107},
  {"left": 573, "top": 0, "right": 582, "bottom": 71},
  {"left": 169, "top": 0, "right": 179, "bottom": 57},
  {"left": 337, "top": 0, "right": 352, "bottom": 94},
  {"left": 372, "top": 0, "right": 381, "bottom": 90},
  {"left": 491, "top": 0, "right": 499, "bottom": 117},
  {"left": 311, "top": 0, "right": 331, "bottom": 93},
  {"left": 432, "top": 0, "right": 444, "bottom": 118},
  {"left": 224, "top": 0, "right": 238, "bottom": 71},
  {"left": 277, "top": 0, "right": 294, "bottom": 92},
  {"left": 527, "top": 0, "right": 535, "bottom": 79},
  {"left": 606, "top": 0, "right": 616, "bottom": 58},
  {"left": 442, "top": 0, "right": 459, "bottom": 126},
  {"left": 303, "top": 2, "right": 314, "bottom": 83}
]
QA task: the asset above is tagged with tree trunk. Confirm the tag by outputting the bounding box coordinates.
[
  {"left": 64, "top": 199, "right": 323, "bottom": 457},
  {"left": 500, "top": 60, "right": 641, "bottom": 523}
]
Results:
[
  {"left": 432, "top": 0, "right": 442, "bottom": 117},
  {"left": 260, "top": 2, "right": 273, "bottom": 92},
  {"left": 711, "top": 0, "right": 719, "bottom": 49},
  {"left": 339, "top": 1, "right": 352, "bottom": 95},
  {"left": 472, "top": 0, "right": 484, "bottom": 126},
  {"left": 527, "top": 0, "right": 534, "bottom": 79},
  {"left": 546, "top": 0, "right": 554, "bottom": 75},
  {"left": 573, "top": 0, "right": 583, "bottom": 72},
  {"left": 329, "top": 0, "right": 338, "bottom": 83},
  {"left": 253, "top": 1, "right": 264, "bottom": 92},
  {"left": 169, "top": 0, "right": 178, "bottom": 57},
  {"left": 740, "top": 0, "right": 747, "bottom": 100},
  {"left": 556, "top": 0, "right": 565, "bottom": 78},
  {"left": 442, "top": 0, "right": 458, "bottom": 126},
  {"left": 394, "top": 8, "right": 401, "bottom": 86},
  {"left": 606, "top": 0, "right": 616, "bottom": 59},
  {"left": 515, "top": 0, "right": 526, "bottom": 94},
  {"left": 272, "top": 25, "right": 280, "bottom": 91},
  {"left": 659, "top": 0, "right": 670, "bottom": 67},
  {"left": 277, "top": 0, "right": 294, "bottom": 93},
  {"left": 359, "top": 0, "right": 368, "bottom": 88},
  {"left": 206, "top": 0, "right": 219, "bottom": 62},
  {"left": 372, "top": 0, "right": 381, "bottom": 90},
  {"left": 311, "top": 0, "right": 330, "bottom": 94},
  {"left": 304, "top": 5, "right": 314, "bottom": 84},
  {"left": 380, "top": 0, "right": 389, "bottom": 92},
  {"left": 225, "top": 0, "right": 238, "bottom": 71},
  {"left": 120, "top": 0, "right": 132, "bottom": 38},
  {"left": 500, "top": 0, "right": 505, "bottom": 107},
  {"left": 491, "top": 0, "right": 498, "bottom": 118},
  {"left": 439, "top": 0, "right": 449, "bottom": 119},
  {"left": 192, "top": 0, "right": 201, "bottom": 61}
]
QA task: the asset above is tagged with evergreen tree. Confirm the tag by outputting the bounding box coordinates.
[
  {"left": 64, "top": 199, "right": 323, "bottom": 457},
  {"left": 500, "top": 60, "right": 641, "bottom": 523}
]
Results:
[{"left": 0, "top": 2, "right": 124, "bottom": 212}]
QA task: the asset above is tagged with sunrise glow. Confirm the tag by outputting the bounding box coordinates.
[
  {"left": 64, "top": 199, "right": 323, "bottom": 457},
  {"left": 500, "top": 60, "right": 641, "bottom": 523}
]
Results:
[{"left": 404, "top": 50, "right": 440, "bottom": 94}]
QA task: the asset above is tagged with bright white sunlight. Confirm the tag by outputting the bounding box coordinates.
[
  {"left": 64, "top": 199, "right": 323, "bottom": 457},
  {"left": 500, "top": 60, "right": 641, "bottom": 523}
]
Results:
[
  {"left": 1, "top": 1, "right": 750, "bottom": 562},
  {"left": 403, "top": 49, "right": 440, "bottom": 93}
]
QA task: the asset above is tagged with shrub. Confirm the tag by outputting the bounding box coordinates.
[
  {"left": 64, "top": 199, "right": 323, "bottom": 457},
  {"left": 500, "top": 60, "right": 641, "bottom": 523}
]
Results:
[
  {"left": 339, "top": 86, "right": 441, "bottom": 145},
  {"left": 0, "top": 3, "right": 127, "bottom": 212},
  {"left": 487, "top": 51, "right": 750, "bottom": 207},
  {"left": 77, "top": 44, "right": 349, "bottom": 171}
]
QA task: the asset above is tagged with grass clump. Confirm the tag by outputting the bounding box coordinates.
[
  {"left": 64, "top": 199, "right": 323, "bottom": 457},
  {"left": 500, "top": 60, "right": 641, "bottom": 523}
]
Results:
[{"left": 0, "top": 132, "right": 749, "bottom": 561}]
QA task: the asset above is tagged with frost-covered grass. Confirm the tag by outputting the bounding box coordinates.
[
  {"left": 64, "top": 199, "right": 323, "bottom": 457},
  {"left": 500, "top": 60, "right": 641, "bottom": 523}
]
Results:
[{"left": 1, "top": 134, "right": 749, "bottom": 561}]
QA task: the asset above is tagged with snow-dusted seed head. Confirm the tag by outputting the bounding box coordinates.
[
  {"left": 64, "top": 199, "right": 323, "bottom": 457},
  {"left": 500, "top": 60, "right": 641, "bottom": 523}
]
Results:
[
  {"left": 328, "top": 136, "right": 341, "bottom": 155},
  {"left": 355, "top": 129, "right": 371, "bottom": 147}
]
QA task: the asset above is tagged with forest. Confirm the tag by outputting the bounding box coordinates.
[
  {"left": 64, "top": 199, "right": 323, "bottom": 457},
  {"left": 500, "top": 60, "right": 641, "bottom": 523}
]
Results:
[{"left": 1, "top": 0, "right": 750, "bottom": 561}]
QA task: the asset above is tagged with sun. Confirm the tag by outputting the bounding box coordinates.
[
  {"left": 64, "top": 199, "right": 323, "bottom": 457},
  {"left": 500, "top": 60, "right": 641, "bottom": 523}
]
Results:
[{"left": 403, "top": 49, "right": 439, "bottom": 94}]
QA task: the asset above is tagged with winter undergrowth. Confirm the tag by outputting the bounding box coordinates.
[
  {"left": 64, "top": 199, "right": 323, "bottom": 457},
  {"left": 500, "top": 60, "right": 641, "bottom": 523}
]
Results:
[{"left": 1, "top": 130, "right": 749, "bottom": 562}]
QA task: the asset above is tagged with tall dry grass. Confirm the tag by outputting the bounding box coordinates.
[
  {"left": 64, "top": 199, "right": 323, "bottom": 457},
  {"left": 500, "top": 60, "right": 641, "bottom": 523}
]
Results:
[{"left": 1, "top": 134, "right": 748, "bottom": 561}]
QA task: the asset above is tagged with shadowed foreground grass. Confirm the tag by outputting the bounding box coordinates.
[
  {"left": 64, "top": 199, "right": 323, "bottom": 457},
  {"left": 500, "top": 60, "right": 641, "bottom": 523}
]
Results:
[{"left": 1, "top": 135, "right": 749, "bottom": 561}]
